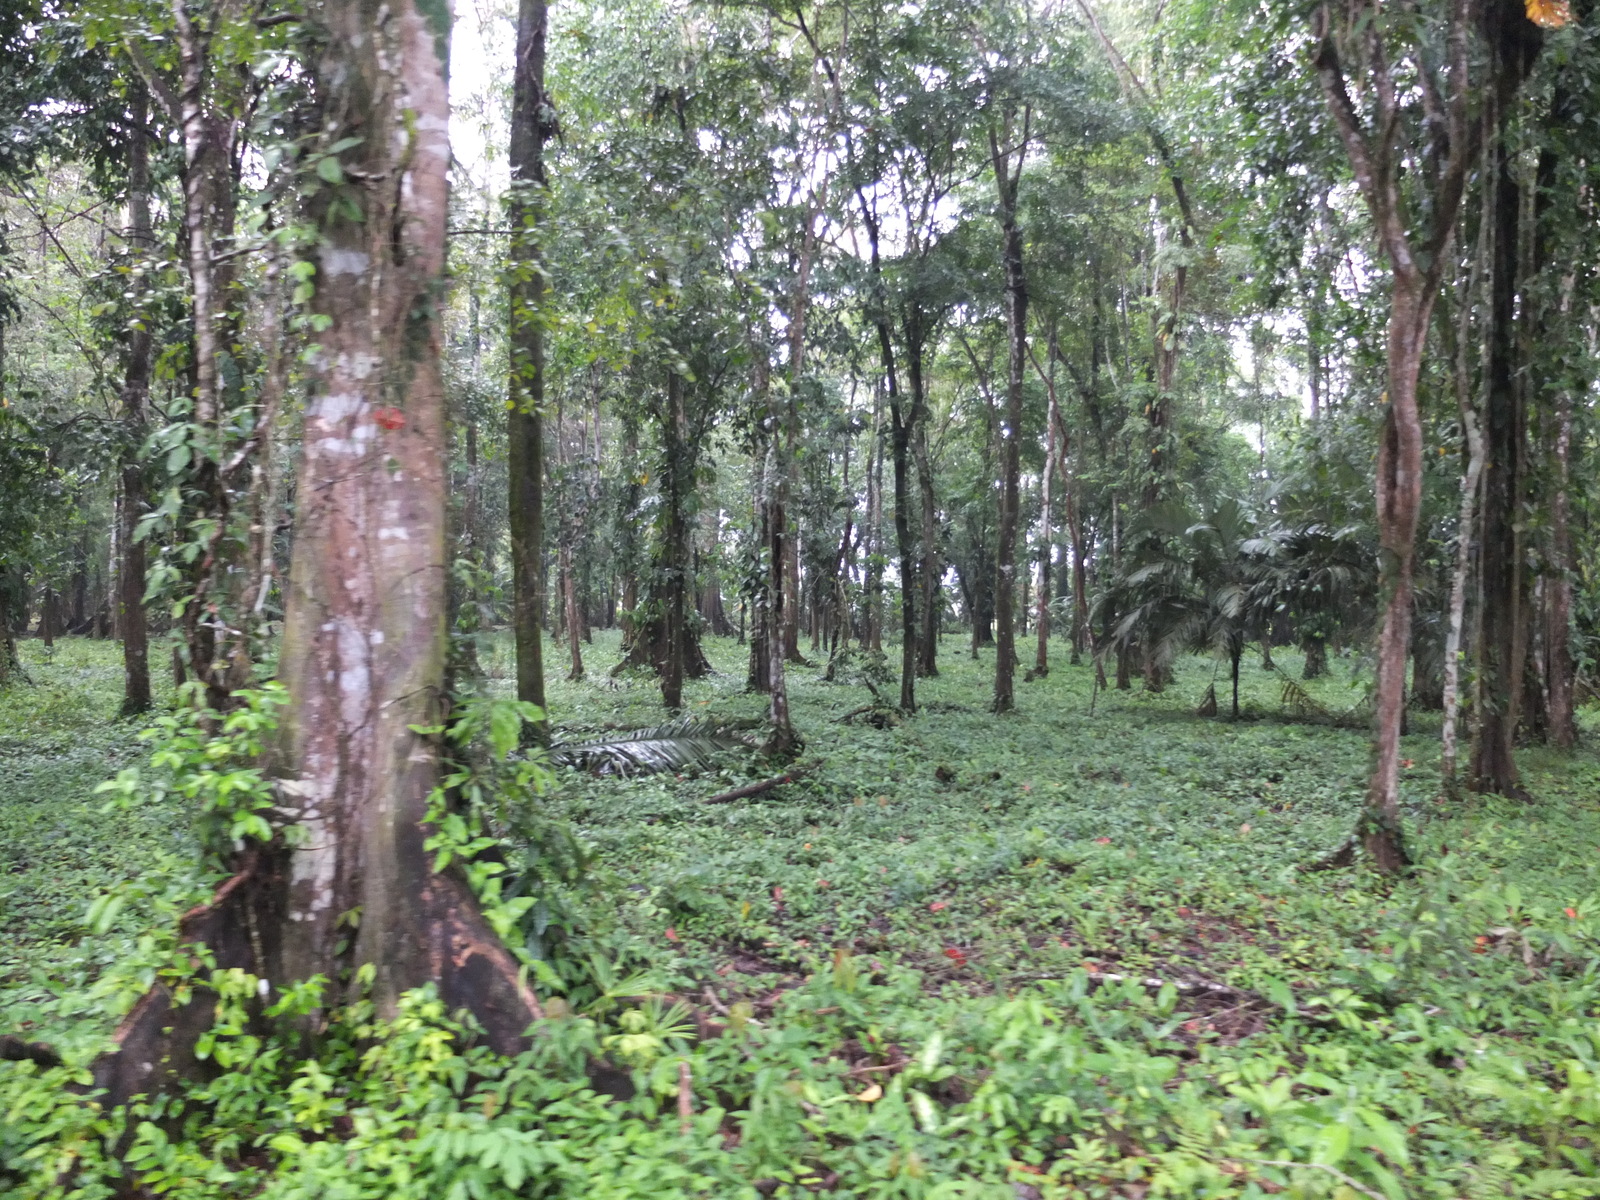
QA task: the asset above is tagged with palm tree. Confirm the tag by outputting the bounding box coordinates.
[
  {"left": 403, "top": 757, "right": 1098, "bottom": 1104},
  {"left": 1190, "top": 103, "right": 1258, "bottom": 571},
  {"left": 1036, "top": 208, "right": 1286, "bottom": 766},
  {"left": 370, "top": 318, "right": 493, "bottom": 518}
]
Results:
[
  {"left": 1249, "top": 522, "right": 1375, "bottom": 680},
  {"left": 1098, "top": 500, "right": 1267, "bottom": 719}
]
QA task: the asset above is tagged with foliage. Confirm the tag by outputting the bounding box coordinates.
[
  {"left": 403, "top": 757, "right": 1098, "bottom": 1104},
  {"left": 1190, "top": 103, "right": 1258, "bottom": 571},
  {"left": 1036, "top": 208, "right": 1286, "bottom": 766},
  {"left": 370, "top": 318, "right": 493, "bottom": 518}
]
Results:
[{"left": 8, "top": 635, "right": 1600, "bottom": 1198}]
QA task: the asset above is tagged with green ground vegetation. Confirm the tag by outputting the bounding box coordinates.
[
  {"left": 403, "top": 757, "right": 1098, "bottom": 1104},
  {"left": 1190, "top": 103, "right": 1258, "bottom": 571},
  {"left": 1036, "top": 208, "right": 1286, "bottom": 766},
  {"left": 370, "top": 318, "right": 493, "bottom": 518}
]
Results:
[{"left": 4, "top": 633, "right": 1600, "bottom": 1199}]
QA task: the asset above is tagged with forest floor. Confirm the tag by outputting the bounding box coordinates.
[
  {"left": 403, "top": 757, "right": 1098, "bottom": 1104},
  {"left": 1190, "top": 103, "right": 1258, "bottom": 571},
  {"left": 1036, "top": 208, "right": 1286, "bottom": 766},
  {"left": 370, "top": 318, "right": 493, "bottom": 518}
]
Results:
[{"left": 4, "top": 632, "right": 1600, "bottom": 1198}]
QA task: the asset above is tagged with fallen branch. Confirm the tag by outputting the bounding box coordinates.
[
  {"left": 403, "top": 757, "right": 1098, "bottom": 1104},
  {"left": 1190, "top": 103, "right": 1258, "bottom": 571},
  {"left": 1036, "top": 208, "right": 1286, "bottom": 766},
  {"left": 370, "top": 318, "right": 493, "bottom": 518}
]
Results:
[{"left": 703, "top": 761, "right": 819, "bottom": 804}]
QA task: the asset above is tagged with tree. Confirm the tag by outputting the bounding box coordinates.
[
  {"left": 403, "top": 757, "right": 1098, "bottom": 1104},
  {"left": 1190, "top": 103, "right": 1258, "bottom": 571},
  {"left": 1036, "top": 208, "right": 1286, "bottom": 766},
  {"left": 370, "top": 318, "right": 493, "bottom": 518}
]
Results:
[
  {"left": 508, "top": 0, "right": 550, "bottom": 729},
  {"left": 1103, "top": 500, "right": 1265, "bottom": 719},
  {"left": 94, "top": 0, "right": 540, "bottom": 1106},
  {"left": 1312, "top": 0, "right": 1484, "bottom": 872}
]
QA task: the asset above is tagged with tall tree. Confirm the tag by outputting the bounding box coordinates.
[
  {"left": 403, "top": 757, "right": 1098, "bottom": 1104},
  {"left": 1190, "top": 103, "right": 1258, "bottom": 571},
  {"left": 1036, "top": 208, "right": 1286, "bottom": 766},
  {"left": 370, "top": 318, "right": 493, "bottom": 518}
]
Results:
[
  {"left": 988, "top": 104, "right": 1030, "bottom": 714},
  {"left": 95, "top": 0, "right": 541, "bottom": 1106},
  {"left": 508, "top": 0, "right": 549, "bottom": 728},
  {"left": 1469, "top": 1, "right": 1543, "bottom": 796},
  {"left": 117, "top": 85, "right": 153, "bottom": 716},
  {"left": 1312, "top": 0, "right": 1488, "bottom": 870}
]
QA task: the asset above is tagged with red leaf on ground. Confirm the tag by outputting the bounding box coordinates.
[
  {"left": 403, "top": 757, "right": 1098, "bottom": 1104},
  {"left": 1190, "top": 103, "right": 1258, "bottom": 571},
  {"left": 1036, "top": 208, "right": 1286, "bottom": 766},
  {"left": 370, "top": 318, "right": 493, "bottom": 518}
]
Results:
[
  {"left": 1094, "top": 837, "right": 1112, "bottom": 845},
  {"left": 664, "top": 927, "right": 680, "bottom": 942},
  {"left": 373, "top": 406, "right": 405, "bottom": 431},
  {"left": 1566, "top": 907, "right": 1579, "bottom": 919},
  {"left": 943, "top": 947, "right": 967, "bottom": 966},
  {"left": 929, "top": 901, "right": 948, "bottom": 912}
]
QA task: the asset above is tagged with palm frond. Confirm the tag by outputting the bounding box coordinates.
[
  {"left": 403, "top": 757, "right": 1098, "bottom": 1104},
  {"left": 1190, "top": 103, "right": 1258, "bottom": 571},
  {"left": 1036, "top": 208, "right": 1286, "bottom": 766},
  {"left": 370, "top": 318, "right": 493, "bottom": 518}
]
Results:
[{"left": 551, "top": 718, "right": 758, "bottom": 777}]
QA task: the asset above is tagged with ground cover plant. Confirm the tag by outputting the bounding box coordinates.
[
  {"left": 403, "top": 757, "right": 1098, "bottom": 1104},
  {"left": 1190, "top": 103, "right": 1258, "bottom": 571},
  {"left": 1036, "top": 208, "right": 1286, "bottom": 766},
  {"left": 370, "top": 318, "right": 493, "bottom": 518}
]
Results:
[{"left": 5, "top": 632, "right": 1599, "bottom": 1199}]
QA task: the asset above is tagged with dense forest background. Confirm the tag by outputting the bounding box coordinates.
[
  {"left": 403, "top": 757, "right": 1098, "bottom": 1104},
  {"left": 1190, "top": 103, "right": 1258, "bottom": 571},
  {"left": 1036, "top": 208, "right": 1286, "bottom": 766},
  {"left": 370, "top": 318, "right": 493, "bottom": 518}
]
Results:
[{"left": 5, "top": 0, "right": 1597, "bottom": 833}]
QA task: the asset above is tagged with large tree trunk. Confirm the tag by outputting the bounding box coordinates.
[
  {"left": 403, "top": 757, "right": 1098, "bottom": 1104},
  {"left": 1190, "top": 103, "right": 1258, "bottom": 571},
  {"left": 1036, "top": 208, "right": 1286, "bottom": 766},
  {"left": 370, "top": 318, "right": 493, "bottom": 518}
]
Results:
[
  {"left": 989, "top": 114, "right": 1029, "bottom": 715},
  {"left": 119, "top": 87, "right": 154, "bottom": 716},
  {"left": 508, "top": 0, "right": 549, "bottom": 727},
  {"left": 1471, "top": 72, "right": 1535, "bottom": 798},
  {"left": 94, "top": 0, "right": 540, "bottom": 1112}
]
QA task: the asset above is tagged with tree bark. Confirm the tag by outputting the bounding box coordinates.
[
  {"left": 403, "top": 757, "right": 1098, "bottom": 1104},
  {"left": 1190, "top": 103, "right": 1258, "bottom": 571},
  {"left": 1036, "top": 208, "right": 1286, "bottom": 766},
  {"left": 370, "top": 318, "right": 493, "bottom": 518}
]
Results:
[{"left": 508, "top": 0, "right": 549, "bottom": 729}]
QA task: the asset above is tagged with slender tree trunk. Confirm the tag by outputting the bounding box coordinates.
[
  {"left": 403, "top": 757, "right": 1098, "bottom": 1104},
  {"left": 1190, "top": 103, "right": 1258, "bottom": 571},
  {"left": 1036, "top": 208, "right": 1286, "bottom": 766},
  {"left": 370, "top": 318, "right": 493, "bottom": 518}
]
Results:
[
  {"left": 508, "top": 0, "right": 548, "bottom": 728},
  {"left": 661, "top": 372, "right": 690, "bottom": 710},
  {"left": 883, "top": 336, "right": 918, "bottom": 713},
  {"left": 905, "top": 320, "right": 940, "bottom": 679},
  {"left": 1029, "top": 329, "right": 1063, "bottom": 677},
  {"left": 1546, "top": 382, "right": 1577, "bottom": 748},
  {"left": 989, "top": 113, "right": 1029, "bottom": 714},
  {"left": 747, "top": 451, "right": 772, "bottom": 694},
  {"left": 1441, "top": 222, "right": 1488, "bottom": 794},
  {"left": 119, "top": 88, "right": 154, "bottom": 715},
  {"left": 865, "top": 388, "right": 884, "bottom": 653}
]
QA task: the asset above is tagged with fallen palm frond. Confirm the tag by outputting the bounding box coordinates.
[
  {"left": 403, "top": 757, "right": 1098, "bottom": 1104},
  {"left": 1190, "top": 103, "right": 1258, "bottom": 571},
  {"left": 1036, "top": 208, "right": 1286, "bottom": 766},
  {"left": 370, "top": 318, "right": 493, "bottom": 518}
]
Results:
[
  {"left": 1278, "top": 676, "right": 1334, "bottom": 720},
  {"left": 551, "top": 718, "right": 759, "bottom": 777},
  {"left": 1276, "top": 671, "right": 1372, "bottom": 729}
]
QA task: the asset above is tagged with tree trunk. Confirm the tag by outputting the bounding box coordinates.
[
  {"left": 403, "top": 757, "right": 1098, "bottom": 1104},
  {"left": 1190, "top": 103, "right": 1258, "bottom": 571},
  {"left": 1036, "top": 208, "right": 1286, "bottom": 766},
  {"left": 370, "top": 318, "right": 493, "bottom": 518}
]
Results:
[
  {"left": 906, "top": 323, "right": 940, "bottom": 679},
  {"left": 1440, "top": 248, "right": 1486, "bottom": 795},
  {"left": 1546, "top": 383, "right": 1577, "bottom": 748},
  {"left": 119, "top": 87, "right": 154, "bottom": 715},
  {"left": 1031, "top": 336, "right": 1059, "bottom": 678},
  {"left": 662, "top": 372, "right": 690, "bottom": 709},
  {"left": 1470, "top": 132, "right": 1530, "bottom": 798},
  {"left": 94, "top": 0, "right": 542, "bottom": 1111},
  {"left": 562, "top": 545, "right": 584, "bottom": 682},
  {"left": 989, "top": 113, "right": 1029, "bottom": 715},
  {"left": 865, "top": 388, "right": 884, "bottom": 653},
  {"left": 1230, "top": 642, "right": 1242, "bottom": 719},
  {"left": 508, "top": 0, "right": 549, "bottom": 729}
]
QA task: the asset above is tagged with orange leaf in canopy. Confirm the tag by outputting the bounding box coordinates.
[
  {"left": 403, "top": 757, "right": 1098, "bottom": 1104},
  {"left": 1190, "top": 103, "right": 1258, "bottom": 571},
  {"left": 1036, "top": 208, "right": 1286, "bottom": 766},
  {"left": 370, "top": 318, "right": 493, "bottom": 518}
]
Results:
[{"left": 1526, "top": 0, "right": 1571, "bottom": 27}]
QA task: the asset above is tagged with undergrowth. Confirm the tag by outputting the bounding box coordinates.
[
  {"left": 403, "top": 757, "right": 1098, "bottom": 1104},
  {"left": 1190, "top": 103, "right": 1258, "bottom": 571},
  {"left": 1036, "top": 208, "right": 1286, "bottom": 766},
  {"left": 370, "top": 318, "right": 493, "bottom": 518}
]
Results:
[{"left": 3, "top": 632, "right": 1599, "bottom": 1199}]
